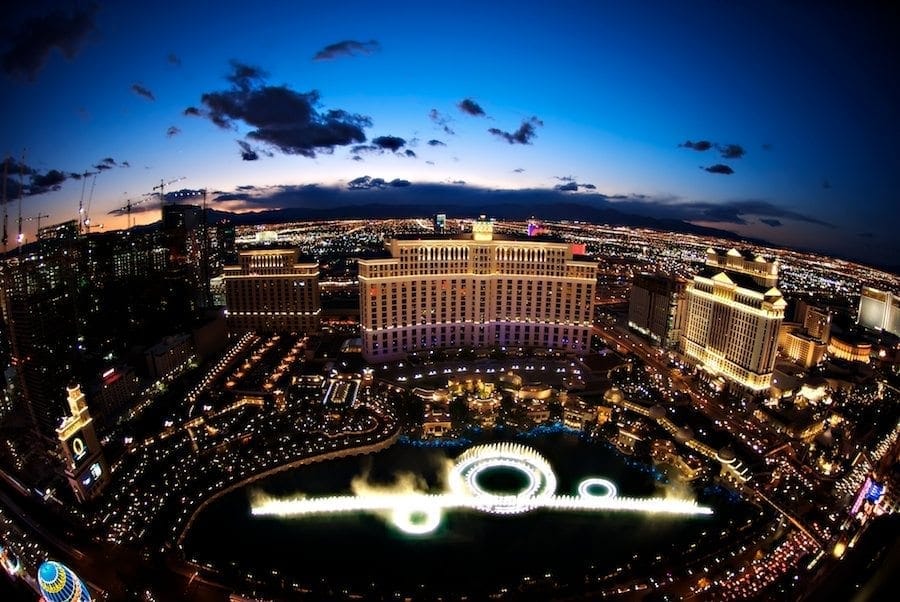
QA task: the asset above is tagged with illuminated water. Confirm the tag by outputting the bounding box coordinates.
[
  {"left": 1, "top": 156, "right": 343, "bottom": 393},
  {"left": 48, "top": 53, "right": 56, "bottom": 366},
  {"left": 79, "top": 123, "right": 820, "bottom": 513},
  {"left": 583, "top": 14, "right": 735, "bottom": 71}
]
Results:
[{"left": 183, "top": 431, "right": 741, "bottom": 596}]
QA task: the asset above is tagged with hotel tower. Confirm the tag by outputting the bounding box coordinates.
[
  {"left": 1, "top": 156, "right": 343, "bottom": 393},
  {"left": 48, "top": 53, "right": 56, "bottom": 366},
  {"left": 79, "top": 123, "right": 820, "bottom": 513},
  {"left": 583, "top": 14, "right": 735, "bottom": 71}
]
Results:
[
  {"left": 358, "top": 217, "right": 598, "bottom": 361},
  {"left": 682, "top": 248, "right": 786, "bottom": 391}
]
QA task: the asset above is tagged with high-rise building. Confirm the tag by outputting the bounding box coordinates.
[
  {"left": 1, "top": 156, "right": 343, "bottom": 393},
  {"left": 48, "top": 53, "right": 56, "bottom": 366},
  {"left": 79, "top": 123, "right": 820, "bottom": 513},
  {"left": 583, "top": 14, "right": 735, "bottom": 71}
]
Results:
[
  {"left": 358, "top": 216, "right": 598, "bottom": 361},
  {"left": 56, "top": 383, "right": 108, "bottom": 503},
  {"left": 224, "top": 248, "right": 321, "bottom": 333},
  {"left": 1, "top": 237, "right": 81, "bottom": 449},
  {"left": 857, "top": 287, "right": 900, "bottom": 336},
  {"left": 627, "top": 273, "right": 687, "bottom": 349},
  {"left": 682, "top": 248, "right": 786, "bottom": 391}
]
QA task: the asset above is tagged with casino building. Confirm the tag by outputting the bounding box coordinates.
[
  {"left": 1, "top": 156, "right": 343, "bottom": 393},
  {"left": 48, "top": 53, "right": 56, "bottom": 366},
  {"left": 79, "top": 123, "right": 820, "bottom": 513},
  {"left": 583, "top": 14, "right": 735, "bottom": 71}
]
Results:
[
  {"left": 224, "top": 248, "right": 321, "bottom": 334},
  {"left": 682, "top": 248, "right": 786, "bottom": 392},
  {"left": 358, "top": 217, "right": 598, "bottom": 361}
]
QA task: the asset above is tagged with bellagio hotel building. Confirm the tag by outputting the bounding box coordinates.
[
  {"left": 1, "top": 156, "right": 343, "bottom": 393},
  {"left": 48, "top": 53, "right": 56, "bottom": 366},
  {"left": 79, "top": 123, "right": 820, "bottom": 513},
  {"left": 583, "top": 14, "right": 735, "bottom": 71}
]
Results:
[{"left": 358, "top": 218, "right": 598, "bottom": 361}]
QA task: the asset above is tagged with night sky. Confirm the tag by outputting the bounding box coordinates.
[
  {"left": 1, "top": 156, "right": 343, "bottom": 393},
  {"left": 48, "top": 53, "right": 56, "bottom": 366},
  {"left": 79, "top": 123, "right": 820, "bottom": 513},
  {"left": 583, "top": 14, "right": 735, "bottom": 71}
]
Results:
[{"left": 1, "top": 1, "right": 898, "bottom": 266}]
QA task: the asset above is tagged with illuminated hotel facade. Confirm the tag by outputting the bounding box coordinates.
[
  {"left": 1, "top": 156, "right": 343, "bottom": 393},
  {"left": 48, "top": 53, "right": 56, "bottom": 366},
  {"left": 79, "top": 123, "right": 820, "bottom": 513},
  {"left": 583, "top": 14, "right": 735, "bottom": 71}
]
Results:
[
  {"left": 358, "top": 218, "right": 598, "bottom": 361},
  {"left": 224, "top": 248, "right": 321, "bottom": 333},
  {"left": 682, "top": 248, "right": 786, "bottom": 391}
]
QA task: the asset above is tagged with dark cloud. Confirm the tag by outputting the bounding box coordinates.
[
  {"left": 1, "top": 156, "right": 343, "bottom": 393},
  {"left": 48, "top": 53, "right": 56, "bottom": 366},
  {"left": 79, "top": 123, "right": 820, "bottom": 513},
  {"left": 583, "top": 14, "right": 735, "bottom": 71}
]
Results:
[
  {"left": 679, "top": 140, "right": 713, "bottom": 151},
  {"left": 184, "top": 106, "right": 202, "bottom": 117},
  {"left": 29, "top": 169, "right": 66, "bottom": 193},
  {"left": 0, "top": 4, "right": 98, "bottom": 81},
  {"left": 167, "top": 53, "right": 181, "bottom": 66},
  {"left": 555, "top": 182, "right": 578, "bottom": 192},
  {"left": 390, "top": 179, "right": 410, "bottom": 187},
  {"left": 93, "top": 163, "right": 112, "bottom": 171},
  {"left": 372, "top": 136, "right": 406, "bottom": 152},
  {"left": 717, "top": 143, "right": 745, "bottom": 159},
  {"left": 166, "top": 126, "right": 181, "bottom": 138},
  {"left": 555, "top": 175, "right": 576, "bottom": 182},
  {"left": 121, "top": 161, "right": 130, "bottom": 168},
  {"left": 69, "top": 172, "right": 82, "bottom": 180},
  {"left": 427, "top": 139, "right": 446, "bottom": 146},
  {"left": 488, "top": 116, "right": 543, "bottom": 145},
  {"left": 759, "top": 218, "right": 782, "bottom": 227},
  {"left": 313, "top": 39, "right": 380, "bottom": 61},
  {"left": 131, "top": 83, "right": 155, "bottom": 101},
  {"left": 822, "top": 179, "right": 832, "bottom": 189},
  {"left": 513, "top": 168, "right": 525, "bottom": 173},
  {"left": 195, "top": 60, "right": 371, "bottom": 157},
  {"left": 425, "top": 160, "right": 435, "bottom": 165},
  {"left": 225, "top": 60, "right": 267, "bottom": 90},
  {"left": 101, "top": 157, "right": 116, "bottom": 166},
  {"left": 429, "top": 109, "right": 455, "bottom": 135},
  {"left": 404, "top": 149, "right": 417, "bottom": 158},
  {"left": 581, "top": 183, "right": 596, "bottom": 190},
  {"left": 762, "top": 143, "right": 773, "bottom": 151},
  {"left": 237, "top": 140, "right": 259, "bottom": 161},
  {"left": 1, "top": 159, "right": 73, "bottom": 197},
  {"left": 703, "top": 164, "right": 734, "bottom": 175},
  {"left": 633, "top": 199, "right": 833, "bottom": 228},
  {"left": 92, "top": 157, "right": 117, "bottom": 171},
  {"left": 458, "top": 98, "right": 486, "bottom": 117}
]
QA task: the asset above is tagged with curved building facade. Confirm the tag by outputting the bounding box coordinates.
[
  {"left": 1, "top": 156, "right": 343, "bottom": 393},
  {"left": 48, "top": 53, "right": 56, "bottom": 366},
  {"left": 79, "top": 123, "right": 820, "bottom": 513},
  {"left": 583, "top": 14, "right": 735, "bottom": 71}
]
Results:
[
  {"left": 38, "top": 560, "right": 91, "bottom": 602},
  {"left": 358, "top": 218, "right": 598, "bottom": 361}
]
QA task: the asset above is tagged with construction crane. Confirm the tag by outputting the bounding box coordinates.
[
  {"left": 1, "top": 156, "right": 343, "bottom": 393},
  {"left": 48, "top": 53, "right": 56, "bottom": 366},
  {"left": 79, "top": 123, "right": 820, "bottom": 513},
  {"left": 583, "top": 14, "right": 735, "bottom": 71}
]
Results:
[
  {"left": 1, "top": 157, "right": 8, "bottom": 251},
  {"left": 152, "top": 176, "right": 186, "bottom": 205},
  {"left": 108, "top": 196, "right": 152, "bottom": 229},
  {"left": 16, "top": 150, "right": 25, "bottom": 248},
  {"left": 21, "top": 213, "right": 51, "bottom": 239}
]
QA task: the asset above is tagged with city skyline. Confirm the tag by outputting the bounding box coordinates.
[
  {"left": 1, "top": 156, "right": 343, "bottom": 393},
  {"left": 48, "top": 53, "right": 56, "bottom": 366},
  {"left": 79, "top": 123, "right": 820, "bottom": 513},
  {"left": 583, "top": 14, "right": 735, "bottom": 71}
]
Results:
[{"left": 1, "top": 1, "right": 898, "bottom": 267}]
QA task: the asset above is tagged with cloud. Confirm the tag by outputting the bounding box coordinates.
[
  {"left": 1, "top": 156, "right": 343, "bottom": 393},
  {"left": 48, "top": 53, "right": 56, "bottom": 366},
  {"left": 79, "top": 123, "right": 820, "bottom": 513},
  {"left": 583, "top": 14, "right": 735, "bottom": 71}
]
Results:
[
  {"left": 313, "top": 39, "right": 380, "bottom": 61},
  {"left": 427, "top": 139, "right": 446, "bottom": 146},
  {"left": 372, "top": 135, "right": 406, "bottom": 152},
  {"left": 554, "top": 179, "right": 596, "bottom": 192},
  {"left": 0, "top": 159, "right": 73, "bottom": 197},
  {"left": 183, "top": 106, "right": 202, "bottom": 117},
  {"left": 762, "top": 143, "right": 773, "bottom": 151},
  {"left": 425, "top": 160, "right": 435, "bottom": 165},
  {"left": 0, "top": 4, "right": 98, "bottom": 81},
  {"left": 458, "top": 98, "right": 486, "bottom": 117},
  {"left": 404, "top": 149, "right": 416, "bottom": 158},
  {"left": 121, "top": 161, "right": 130, "bottom": 168},
  {"left": 237, "top": 140, "right": 259, "bottom": 161},
  {"left": 167, "top": 52, "right": 181, "bottom": 66},
  {"left": 717, "top": 143, "right": 745, "bottom": 159},
  {"left": 166, "top": 126, "right": 181, "bottom": 138},
  {"left": 513, "top": 168, "right": 525, "bottom": 173},
  {"left": 703, "top": 164, "right": 734, "bottom": 175},
  {"left": 194, "top": 60, "right": 371, "bottom": 157},
  {"left": 634, "top": 198, "right": 834, "bottom": 228},
  {"left": 429, "top": 109, "right": 455, "bottom": 135},
  {"left": 488, "top": 116, "right": 543, "bottom": 145},
  {"left": 679, "top": 140, "right": 713, "bottom": 151},
  {"left": 822, "top": 179, "right": 832, "bottom": 189},
  {"left": 759, "top": 218, "right": 782, "bottom": 227},
  {"left": 131, "top": 83, "right": 155, "bottom": 101},
  {"left": 390, "top": 179, "right": 410, "bottom": 187}
]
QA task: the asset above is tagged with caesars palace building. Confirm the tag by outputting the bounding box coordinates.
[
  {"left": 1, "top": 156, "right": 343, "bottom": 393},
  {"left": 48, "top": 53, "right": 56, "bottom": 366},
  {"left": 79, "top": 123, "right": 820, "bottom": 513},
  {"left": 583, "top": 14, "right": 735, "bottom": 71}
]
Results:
[{"left": 358, "top": 217, "right": 599, "bottom": 361}]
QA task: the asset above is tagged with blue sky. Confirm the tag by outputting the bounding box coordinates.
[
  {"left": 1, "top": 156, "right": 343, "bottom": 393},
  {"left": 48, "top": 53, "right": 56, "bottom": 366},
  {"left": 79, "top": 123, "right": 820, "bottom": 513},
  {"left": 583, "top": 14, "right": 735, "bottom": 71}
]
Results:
[{"left": 1, "top": 1, "right": 898, "bottom": 266}]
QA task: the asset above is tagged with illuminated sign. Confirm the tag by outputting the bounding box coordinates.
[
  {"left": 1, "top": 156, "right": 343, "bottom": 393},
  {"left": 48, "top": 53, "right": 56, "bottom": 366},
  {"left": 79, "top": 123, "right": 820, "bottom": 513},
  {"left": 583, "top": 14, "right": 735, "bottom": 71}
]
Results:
[
  {"left": 67, "top": 432, "right": 90, "bottom": 468},
  {"left": 865, "top": 481, "right": 885, "bottom": 503}
]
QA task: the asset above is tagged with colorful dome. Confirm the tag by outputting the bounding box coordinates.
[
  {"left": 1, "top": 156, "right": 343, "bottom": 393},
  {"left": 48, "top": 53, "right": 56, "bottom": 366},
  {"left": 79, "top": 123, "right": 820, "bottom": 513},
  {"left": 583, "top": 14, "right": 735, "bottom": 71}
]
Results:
[{"left": 38, "top": 561, "right": 91, "bottom": 602}]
